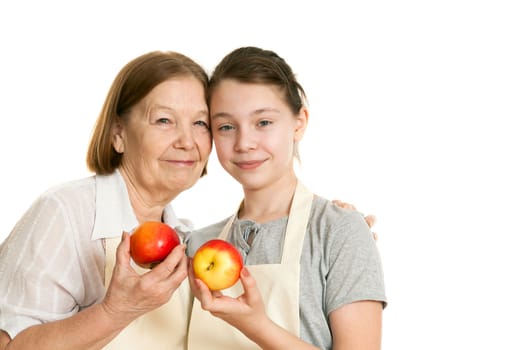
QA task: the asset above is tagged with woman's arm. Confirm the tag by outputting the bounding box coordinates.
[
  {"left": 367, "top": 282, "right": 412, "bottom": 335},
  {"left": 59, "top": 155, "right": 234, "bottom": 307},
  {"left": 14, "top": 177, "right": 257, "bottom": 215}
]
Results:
[
  {"left": 0, "top": 303, "right": 124, "bottom": 350},
  {"left": 0, "top": 233, "right": 188, "bottom": 350}
]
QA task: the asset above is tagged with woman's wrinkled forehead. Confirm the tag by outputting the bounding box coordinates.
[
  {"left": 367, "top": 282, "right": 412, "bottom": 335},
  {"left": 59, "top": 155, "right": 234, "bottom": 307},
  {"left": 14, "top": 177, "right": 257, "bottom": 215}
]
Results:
[{"left": 123, "top": 77, "right": 208, "bottom": 121}]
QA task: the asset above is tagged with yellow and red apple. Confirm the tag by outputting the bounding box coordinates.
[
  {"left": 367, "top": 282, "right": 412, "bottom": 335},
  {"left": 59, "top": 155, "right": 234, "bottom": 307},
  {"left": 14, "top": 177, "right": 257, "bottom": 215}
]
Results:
[
  {"left": 129, "top": 221, "right": 181, "bottom": 269},
  {"left": 192, "top": 239, "right": 243, "bottom": 291}
]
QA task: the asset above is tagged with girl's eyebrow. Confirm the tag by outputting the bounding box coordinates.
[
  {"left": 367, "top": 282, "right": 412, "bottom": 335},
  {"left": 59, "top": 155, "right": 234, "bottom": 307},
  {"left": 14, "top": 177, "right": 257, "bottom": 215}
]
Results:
[
  {"left": 211, "top": 112, "right": 231, "bottom": 120},
  {"left": 211, "top": 108, "right": 280, "bottom": 120},
  {"left": 253, "top": 107, "right": 280, "bottom": 115}
]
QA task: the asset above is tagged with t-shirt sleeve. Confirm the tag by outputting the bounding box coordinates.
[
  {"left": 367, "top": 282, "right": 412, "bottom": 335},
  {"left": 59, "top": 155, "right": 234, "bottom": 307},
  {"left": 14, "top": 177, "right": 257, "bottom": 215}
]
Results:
[
  {"left": 185, "top": 218, "right": 230, "bottom": 257},
  {"left": 325, "top": 211, "right": 387, "bottom": 315},
  {"left": 0, "top": 194, "right": 81, "bottom": 338}
]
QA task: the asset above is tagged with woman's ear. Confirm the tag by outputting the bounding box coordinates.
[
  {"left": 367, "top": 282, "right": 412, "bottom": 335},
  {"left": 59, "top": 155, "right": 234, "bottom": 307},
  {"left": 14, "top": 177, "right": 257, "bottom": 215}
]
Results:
[
  {"left": 111, "top": 120, "right": 125, "bottom": 154},
  {"left": 293, "top": 106, "right": 309, "bottom": 142}
]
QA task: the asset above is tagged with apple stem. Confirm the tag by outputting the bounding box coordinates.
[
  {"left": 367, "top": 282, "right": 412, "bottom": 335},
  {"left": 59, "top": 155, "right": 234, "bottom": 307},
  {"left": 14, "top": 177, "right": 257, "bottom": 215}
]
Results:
[{"left": 206, "top": 262, "right": 214, "bottom": 271}]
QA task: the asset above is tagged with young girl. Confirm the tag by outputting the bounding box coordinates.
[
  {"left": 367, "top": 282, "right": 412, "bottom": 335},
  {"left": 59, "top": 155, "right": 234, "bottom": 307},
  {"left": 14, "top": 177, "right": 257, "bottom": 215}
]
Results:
[{"left": 186, "top": 47, "right": 387, "bottom": 350}]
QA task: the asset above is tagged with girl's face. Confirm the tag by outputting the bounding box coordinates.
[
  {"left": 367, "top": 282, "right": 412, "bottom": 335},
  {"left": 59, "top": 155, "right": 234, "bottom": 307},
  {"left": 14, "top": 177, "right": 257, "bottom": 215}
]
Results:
[
  {"left": 210, "top": 79, "right": 307, "bottom": 191},
  {"left": 113, "top": 77, "right": 211, "bottom": 202}
]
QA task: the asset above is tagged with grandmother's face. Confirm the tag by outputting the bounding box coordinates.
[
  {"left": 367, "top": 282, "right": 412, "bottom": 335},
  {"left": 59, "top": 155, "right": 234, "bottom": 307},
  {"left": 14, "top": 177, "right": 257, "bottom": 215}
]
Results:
[{"left": 113, "top": 77, "right": 211, "bottom": 201}]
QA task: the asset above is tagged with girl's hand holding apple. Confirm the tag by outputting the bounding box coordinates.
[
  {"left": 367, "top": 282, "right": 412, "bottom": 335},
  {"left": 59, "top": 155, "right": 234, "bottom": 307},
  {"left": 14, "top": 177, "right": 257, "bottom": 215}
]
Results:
[
  {"left": 191, "top": 239, "right": 243, "bottom": 291},
  {"left": 189, "top": 263, "right": 273, "bottom": 338}
]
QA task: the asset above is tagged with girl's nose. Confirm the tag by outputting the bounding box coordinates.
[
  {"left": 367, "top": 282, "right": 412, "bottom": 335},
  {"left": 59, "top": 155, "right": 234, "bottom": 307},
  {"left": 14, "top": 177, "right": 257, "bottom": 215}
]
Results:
[{"left": 234, "top": 128, "right": 256, "bottom": 152}]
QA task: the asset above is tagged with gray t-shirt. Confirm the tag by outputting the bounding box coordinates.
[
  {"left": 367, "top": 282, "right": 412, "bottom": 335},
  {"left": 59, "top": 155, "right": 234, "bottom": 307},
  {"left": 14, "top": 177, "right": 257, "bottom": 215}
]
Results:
[{"left": 186, "top": 195, "right": 387, "bottom": 349}]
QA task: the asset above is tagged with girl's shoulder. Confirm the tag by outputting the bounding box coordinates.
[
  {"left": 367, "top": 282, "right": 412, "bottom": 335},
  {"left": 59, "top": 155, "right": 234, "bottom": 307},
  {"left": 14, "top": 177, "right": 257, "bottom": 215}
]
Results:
[
  {"left": 310, "top": 195, "right": 369, "bottom": 228},
  {"left": 186, "top": 217, "right": 231, "bottom": 257}
]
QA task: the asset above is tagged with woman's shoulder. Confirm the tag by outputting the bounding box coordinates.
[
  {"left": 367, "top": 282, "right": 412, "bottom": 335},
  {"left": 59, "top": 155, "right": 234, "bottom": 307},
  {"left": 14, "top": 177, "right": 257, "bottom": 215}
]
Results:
[
  {"left": 30, "top": 176, "right": 96, "bottom": 212},
  {"left": 40, "top": 175, "right": 96, "bottom": 198}
]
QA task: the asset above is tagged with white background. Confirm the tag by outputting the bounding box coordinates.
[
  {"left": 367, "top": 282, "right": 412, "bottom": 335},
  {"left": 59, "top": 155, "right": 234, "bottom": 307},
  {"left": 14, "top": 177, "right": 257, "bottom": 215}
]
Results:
[{"left": 1, "top": 1, "right": 524, "bottom": 348}]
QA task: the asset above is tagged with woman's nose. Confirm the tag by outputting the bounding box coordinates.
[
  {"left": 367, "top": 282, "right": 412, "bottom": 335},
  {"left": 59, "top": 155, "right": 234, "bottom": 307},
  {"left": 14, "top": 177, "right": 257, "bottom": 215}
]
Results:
[{"left": 173, "top": 125, "right": 195, "bottom": 149}]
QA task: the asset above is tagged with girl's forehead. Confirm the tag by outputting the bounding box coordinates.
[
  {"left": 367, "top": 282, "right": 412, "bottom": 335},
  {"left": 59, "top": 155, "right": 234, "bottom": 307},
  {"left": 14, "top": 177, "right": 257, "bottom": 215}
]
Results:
[{"left": 212, "top": 81, "right": 284, "bottom": 101}]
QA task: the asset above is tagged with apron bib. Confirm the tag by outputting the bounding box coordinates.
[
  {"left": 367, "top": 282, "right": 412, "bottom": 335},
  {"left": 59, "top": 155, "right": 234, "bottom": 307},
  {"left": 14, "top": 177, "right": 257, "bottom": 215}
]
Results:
[
  {"left": 103, "top": 236, "right": 192, "bottom": 350},
  {"left": 187, "top": 182, "right": 313, "bottom": 349}
]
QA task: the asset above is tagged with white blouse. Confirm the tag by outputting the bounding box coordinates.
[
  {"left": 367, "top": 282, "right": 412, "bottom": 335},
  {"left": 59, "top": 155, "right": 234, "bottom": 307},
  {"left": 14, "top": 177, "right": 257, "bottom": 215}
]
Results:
[{"left": 0, "top": 170, "right": 191, "bottom": 338}]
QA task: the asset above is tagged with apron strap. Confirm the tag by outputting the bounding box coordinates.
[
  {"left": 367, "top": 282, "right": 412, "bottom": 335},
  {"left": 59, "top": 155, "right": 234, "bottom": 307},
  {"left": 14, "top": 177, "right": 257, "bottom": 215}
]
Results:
[
  {"left": 217, "top": 181, "right": 313, "bottom": 264},
  {"left": 281, "top": 181, "right": 313, "bottom": 264}
]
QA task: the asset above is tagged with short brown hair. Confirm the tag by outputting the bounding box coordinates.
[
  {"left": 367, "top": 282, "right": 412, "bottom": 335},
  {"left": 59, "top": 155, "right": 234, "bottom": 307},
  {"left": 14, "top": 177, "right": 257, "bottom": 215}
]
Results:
[{"left": 86, "top": 51, "right": 209, "bottom": 174}]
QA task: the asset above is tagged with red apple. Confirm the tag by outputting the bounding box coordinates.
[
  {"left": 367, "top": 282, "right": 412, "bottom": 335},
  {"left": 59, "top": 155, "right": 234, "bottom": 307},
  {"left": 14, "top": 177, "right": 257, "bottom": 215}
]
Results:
[
  {"left": 192, "top": 239, "right": 243, "bottom": 291},
  {"left": 129, "top": 221, "right": 181, "bottom": 269}
]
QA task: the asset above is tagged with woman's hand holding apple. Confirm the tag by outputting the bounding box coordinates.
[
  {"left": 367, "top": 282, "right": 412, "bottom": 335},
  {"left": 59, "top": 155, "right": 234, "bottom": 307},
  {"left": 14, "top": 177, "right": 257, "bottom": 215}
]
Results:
[
  {"left": 130, "top": 222, "right": 181, "bottom": 268},
  {"left": 101, "top": 231, "right": 188, "bottom": 327}
]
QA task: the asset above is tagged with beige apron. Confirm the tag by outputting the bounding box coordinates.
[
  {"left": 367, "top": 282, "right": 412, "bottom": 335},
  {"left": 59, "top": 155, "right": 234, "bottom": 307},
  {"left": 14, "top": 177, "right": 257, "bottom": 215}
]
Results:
[
  {"left": 187, "top": 182, "right": 313, "bottom": 349},
  {"left": 103, "top": 237, "right": 192, "bottom": 350}
]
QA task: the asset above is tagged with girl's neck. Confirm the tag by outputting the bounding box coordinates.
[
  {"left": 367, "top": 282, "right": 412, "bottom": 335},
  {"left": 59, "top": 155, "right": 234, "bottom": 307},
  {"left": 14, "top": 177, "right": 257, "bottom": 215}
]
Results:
[{"left": 238, "top": 176, "right": 298, "bottom": 223}]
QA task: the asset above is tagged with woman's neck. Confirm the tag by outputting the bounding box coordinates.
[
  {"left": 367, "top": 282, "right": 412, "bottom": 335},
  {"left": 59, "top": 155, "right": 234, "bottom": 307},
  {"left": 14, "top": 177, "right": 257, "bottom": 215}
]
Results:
[
  {"left": 239, "top": 176, "right": 298, "bottom": 223},
  {"left": 119, "top": 168, "right": 170, "bottom": 223}
]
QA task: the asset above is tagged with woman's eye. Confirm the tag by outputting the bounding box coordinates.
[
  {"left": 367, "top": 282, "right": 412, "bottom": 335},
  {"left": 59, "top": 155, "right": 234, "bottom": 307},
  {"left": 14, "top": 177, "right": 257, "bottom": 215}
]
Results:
[
  {"left": 258, "top": 120, "right": 272, "bottom": 127},
  {"left": 194, "top": 120, "right": 210, "bottom": 129},
  {"left": 156, "top": 117, "right": 171, "bottom": 124}
]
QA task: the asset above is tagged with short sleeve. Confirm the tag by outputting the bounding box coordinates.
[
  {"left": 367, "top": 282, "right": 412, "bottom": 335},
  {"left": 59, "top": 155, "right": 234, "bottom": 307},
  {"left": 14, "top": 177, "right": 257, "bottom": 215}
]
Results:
[{"left": 325, "top": 212, "right": 387, "bottom": 314}]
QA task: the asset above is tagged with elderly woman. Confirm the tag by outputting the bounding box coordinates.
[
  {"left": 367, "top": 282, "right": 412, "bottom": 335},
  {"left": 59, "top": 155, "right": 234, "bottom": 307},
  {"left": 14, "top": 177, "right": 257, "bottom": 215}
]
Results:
[{"left": 0, "top": 51, "right": 212, "bottom": 349}]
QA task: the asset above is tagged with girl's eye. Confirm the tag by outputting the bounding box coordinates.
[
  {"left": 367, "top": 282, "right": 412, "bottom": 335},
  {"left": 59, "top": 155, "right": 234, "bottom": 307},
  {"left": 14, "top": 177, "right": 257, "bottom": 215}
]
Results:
[
  {"left": 217, "top": 124, "right": 234, "bottom": 131},
  {"left": 258, "top": 120, "right": 272, "bottom": 127},
  {"left": 194, "top": 120, "right": 210, "bottom": 130}
]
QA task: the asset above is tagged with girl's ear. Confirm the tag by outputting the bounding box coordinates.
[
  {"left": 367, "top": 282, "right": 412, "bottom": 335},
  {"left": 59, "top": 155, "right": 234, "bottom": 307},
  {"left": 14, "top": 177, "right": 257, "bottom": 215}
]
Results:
[
  {"left": 111, "top": 120, "right": 125, "bottom": 154},
  {"left": 293, "top": 106, "right": 309, "bottom": 142}
]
